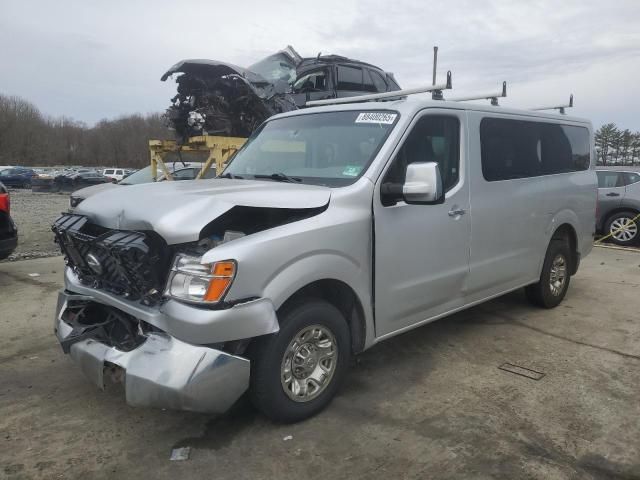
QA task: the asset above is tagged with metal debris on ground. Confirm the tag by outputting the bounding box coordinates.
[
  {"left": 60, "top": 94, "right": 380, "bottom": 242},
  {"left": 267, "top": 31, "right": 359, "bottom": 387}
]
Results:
[
  {"left": 169, "top": 447, "right": 191, "bottom": 461},
  {"left": 27, "top": 273, "right": 40, "bottom": 277},
  {"left": 498, "top": 363, "right": 545, "bottom": 381},
  {"left": 283, "top": 435, "right": 293, "bottom": 441}
]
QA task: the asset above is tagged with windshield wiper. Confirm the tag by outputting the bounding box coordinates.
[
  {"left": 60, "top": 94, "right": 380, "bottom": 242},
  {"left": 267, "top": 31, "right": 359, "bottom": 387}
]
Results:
[
  {"left": 254, "top": 172, "right": 302, "bottom": 183},
  {"left": 218, "top": 172, "right": 244, "bottom": 179}
]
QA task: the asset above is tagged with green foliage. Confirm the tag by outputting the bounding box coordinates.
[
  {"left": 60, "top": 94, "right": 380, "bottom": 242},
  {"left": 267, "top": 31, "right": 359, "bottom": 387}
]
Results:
[{"left": 594, "top": 123, "right": 640, "bottom": 166}]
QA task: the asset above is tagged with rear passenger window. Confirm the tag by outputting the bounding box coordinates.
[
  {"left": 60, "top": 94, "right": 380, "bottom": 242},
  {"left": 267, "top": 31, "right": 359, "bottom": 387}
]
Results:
[
  {"left": 597, "top": 171, "right": 624, "bottom": 188},
  {"left": 337, "top": 66, "right": 363, "bottom": 90},
  {"left": 480, "top": 118, "right": 590, "bottom": 181},
  {"left": 383, "top": 115, "right": 460, "bottom": 195}
]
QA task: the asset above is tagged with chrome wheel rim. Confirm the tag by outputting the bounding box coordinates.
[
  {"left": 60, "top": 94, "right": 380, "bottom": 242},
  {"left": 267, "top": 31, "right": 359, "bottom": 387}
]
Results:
[
  {"left": 281, "top": 325, "right": 338, "bottom": 402},
  {"left": 549, "top": 254, "right": 567, "bottom": 296},
  {"left": 610, "top": 217, "right": 638, "bottom": 242}
]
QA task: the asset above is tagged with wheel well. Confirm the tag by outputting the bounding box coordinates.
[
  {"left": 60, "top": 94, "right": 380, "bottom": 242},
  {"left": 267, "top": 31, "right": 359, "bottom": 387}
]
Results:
[
  {"left": 279, "top": 279, "right": 367, "bottom": 354},
  {"left": 552, "top": 223, "right": 578, "bottom": 275},
  {"left": 601, "top": 207, "right": 640, "bottom": 231}
]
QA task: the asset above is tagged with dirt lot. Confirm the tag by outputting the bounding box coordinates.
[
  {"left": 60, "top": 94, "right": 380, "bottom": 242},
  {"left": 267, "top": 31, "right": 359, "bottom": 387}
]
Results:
[
  {"left": 1, "top": 190, "right": 69, "bottom": 261},
  {"left": 1, "top": 247, "right": 639, "bottom": 479}
]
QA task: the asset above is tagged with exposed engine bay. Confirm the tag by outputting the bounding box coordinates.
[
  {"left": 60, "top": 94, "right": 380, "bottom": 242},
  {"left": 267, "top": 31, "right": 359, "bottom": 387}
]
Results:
[{"left": 161, "top": 47, "right": 301, "bottom": 141}]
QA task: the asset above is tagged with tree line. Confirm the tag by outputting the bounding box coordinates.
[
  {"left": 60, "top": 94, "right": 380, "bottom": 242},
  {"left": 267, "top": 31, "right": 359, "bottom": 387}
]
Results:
[
  {"left": 595, "top": 123, "right": 640, "bottom": 166},
  {"left": 0, "top": 94, "right": 171, "bottom": 168},
  {"left": 1, "top": 92, "right": 638, "bottom": 169}
]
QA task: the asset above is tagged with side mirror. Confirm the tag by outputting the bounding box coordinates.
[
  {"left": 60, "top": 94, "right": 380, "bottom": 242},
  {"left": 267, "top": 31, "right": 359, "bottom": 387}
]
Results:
[{"left": 402, "top": 162, "right": 444, "bottom": 204}]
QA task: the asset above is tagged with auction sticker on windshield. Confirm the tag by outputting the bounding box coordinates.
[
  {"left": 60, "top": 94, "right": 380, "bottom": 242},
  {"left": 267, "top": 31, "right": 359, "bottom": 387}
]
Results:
[{"left": 355, "top": 112, "right": 397, "bottom": 124}]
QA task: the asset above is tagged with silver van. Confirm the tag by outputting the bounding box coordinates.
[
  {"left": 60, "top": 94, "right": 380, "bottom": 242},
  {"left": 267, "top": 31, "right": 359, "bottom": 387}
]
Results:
[{"left": 52, "top": 98, "right": 596, "bottom": 422}]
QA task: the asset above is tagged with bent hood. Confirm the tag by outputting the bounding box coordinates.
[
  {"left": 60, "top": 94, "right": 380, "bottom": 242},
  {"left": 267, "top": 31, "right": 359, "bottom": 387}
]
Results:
[
  {"left": 73, "top": 182, "right": 120, "bottom": 200},
  {"left": 75, "top": 179, "right": 331, "bottom": 244}
]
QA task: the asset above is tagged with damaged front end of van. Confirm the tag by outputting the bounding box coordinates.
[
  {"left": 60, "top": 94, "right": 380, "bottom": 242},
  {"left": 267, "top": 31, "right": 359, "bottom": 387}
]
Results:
[{"left": 51, "top": 179, "right": 340, "bottom": 413}]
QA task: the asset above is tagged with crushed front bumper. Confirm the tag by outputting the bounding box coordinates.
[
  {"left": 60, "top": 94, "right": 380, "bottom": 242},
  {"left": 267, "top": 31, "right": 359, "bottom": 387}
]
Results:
[{"left": 55, "top": 290, "right": 251, "bottom": 414}]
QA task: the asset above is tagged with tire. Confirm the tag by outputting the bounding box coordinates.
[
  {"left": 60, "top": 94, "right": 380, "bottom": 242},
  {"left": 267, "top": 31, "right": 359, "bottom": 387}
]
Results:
[
  {"left": 525, "top": 238, "right": 572, "bottom": 308},
  {"left": 605, "top": 211, "right": 639, "bottom": 247},
  {"left": 249, "top": 299, "right": 351, "bottom": 423}
]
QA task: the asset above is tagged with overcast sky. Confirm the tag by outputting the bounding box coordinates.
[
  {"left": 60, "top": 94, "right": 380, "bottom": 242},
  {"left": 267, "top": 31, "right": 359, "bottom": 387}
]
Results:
[{"left": 1, "top": 0, "right": 639, "bottom": 129}]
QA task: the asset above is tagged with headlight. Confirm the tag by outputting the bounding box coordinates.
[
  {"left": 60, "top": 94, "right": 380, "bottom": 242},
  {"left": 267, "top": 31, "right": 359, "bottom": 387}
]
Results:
[{"left": 165, "top": 254, "right": 236, "bottom": 304}]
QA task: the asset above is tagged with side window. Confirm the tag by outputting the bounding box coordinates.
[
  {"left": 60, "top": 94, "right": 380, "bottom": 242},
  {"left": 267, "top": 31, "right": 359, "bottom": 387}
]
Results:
[
  {"left": 481, "top": 118, "right": 590, "bottom": 181},
  {"left": 383, "top": 115, "right": 460, "bottom": 196},
  {"left": 362, "top": 69, "right": 377, "bottom": 92},
  {"left": 596, "top": 171, "right": 624, "bottom": 188},
  {"left": 624, "top": 172, "right": 640, "bottom": 185},
  {"left": 293, "top": 70, "right": 327, "bottom": 93},
  {"left": 369, "top": 70, "right": 388, "bottom": 92},
  {"left": 337, "top": 66, "right": 363, "bottom": 90}
]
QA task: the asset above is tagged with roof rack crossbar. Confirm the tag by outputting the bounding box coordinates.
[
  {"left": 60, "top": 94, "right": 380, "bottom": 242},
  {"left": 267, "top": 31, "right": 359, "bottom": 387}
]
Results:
[
  {"left": 448, "top": 81, "right": 507, "bottom": 106},
  {"left": 305, "top": 71, "right": 453, "bottom": 107},
  {"left": 530, "top": 94, "right": 574, "bottom": 114}
]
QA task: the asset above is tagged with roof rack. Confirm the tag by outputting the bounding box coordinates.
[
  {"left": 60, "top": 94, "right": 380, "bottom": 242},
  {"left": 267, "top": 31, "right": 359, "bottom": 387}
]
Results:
[
  {"left": 530, "top": 94, "right": 574, "bottom": 114},
  {"left": 448, "top": 81, "right": 507, "bottom": 106},
  {"left": 305, "top": 71, "right": 452, "bottom": 107}
]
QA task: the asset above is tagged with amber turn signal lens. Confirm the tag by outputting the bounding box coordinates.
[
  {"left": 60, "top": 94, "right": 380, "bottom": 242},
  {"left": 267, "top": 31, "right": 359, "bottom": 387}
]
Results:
[{"left": 204, "top": 261, "right": 236, "bottom": 302}]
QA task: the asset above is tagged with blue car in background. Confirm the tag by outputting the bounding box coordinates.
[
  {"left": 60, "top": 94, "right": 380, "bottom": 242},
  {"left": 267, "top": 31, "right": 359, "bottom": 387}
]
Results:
[{"left": 0, "top": 167, "right": 38, "bottom": 188}]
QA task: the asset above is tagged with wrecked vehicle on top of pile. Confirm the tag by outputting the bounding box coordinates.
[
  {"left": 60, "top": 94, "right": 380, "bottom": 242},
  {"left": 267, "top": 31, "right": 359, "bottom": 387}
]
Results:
[{"left": 161, "top": 46, "right": 400, "bottom": 141}]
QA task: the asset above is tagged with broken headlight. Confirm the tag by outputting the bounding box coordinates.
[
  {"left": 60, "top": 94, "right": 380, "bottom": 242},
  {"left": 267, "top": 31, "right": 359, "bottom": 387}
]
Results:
[{"left": 165, "top": 254, "right": 236, "bottom": 305}]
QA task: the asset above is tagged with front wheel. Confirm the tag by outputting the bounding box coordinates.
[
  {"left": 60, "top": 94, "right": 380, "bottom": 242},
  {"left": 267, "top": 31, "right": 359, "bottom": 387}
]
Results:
[
  {"left": 249, "top": 299, "right": 351, "bottom": 423},
  {"left": 525, "top": 238, "right": 571, "bottom": 308}
]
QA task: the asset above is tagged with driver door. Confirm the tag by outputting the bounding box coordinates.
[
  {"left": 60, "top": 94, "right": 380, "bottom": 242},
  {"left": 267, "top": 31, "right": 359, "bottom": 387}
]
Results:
[{"left": 374, "top": 110, "right": 470, "bottom": 338}]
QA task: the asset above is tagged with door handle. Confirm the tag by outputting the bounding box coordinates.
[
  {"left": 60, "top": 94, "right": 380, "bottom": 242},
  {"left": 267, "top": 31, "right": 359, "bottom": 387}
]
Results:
[
  {"left": 606, "top": 193, "right": 620, "bottom": 197},
  {"left": 448, "top": 208, "right": 466, "bottom": 217}
]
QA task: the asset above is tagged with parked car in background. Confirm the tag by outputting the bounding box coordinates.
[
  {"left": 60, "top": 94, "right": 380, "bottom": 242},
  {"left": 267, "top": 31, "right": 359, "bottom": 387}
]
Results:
[
  {"left": 0, "top": 181, "right": 17, "bottom": 260},
  {"left": 102, "top": 168, "right": 127, "bottom": 182},
  {"left": 596, "top": 169, "right": 640, "bottom": 246},
  {"left": 69, "top": 162, "right": 214, "bottom": 209},
  {"left": 0, "top": 167, "right": 38, "bottom": 188},
  {"left": 54, "top": 171, "right": 110, "bottom": 193}
]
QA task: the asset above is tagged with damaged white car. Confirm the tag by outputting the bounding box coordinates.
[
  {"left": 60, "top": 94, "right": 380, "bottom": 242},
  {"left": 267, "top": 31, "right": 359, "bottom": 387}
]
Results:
[{"left": 53, "top": 97, "right": 596, "bottom": 422}]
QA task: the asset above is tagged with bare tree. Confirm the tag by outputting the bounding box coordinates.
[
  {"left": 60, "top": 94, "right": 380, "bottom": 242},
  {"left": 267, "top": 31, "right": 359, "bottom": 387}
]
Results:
[{"left": 0, "top": 93, "right": 171, "bottom": 168}]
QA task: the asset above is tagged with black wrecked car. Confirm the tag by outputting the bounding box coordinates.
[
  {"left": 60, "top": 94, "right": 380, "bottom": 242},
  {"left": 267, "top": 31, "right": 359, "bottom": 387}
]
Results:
[
  {"left": 0, "top": 181, "right": 17, "bottom": 260},
  {"left": 162, "top": 46, "right": 400, "bottom": 140}
]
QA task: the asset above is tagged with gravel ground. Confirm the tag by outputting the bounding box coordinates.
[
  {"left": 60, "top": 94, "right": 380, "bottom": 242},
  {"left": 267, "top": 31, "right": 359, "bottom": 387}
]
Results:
[{"left": 2, "top": 189, "right": 69, "bottom": 262}]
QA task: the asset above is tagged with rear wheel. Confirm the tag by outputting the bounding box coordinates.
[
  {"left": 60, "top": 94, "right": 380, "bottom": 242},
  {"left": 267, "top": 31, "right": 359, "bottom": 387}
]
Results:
[
  {"left": 249, "top": 299, "right": 350, "bottom": 423},
  {"left": 526, "top": 238, "right": 571, "bottom": 308},
  {"left": 605, "top": 211, "right": 639, "bottom": 246}
]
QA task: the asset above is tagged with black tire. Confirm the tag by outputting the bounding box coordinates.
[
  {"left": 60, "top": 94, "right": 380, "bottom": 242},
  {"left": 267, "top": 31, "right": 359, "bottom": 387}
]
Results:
[
  {"left": 525, "top": 238, "right": 572, "bottom": 308},
  {"left": 604, "top": 211, "right": 639, "bottom": 247},
  {"left": 249, "top": 299, "right": 351, "bottom": 423}
]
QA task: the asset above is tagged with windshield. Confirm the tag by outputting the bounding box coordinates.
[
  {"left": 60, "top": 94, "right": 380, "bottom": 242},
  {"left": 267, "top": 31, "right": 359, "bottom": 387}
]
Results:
[
  {"left": 223, "top": 111, "right": 399, "bottom": 187},
  {"left": 248, "top": 53, "right": 298, "bottom": 84}
]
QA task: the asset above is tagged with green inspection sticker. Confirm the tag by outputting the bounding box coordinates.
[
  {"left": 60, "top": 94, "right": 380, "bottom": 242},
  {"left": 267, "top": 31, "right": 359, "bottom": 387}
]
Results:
[{"left": 342, "top": 165, "right": 362, "bottom": 177}]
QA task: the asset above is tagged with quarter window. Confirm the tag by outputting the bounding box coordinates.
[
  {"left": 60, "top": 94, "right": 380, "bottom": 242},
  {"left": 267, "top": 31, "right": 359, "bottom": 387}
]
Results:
[
  {"left": 369, "top": 70, "right": 388, "bottom": 92},
  {"left": 480, "top": 118, "right": 590, "bottom": 181},
  {"left": 625, "top": 172, "right": 640, "bottom": 186},
  {"left": 383, "top": 115, "right": 460, "bottom": 197}
]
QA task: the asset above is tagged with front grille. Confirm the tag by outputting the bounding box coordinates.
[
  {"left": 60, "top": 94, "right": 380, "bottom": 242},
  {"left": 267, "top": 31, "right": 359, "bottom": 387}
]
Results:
[{"left": 52, "top": 214, "right": 170, "bottom": 305}]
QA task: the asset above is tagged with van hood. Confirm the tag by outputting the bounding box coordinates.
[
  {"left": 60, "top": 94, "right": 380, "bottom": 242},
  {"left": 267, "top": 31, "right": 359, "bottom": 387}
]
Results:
[{"left": 75, "top": 179, "right": 331, "bottom": 244}]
